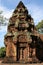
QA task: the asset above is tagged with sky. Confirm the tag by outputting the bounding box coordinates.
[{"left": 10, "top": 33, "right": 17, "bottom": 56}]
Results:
[{"left": 0, "top": 0, "right": 43, "bottom": 47}]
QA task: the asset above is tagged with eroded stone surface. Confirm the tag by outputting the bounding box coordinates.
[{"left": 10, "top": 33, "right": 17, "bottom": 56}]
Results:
[{"left": 3, "top": 1, "right": 43, "bottom": 63}]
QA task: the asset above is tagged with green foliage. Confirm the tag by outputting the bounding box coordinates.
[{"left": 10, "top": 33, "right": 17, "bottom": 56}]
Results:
[
  {"left": 0, "top": 11, "right": 8, "bottom": 26},
  {"left": 36, "top": 20, "right": 43, "bottom": 34},
  {"left": 36, "top": 20, "right": 43, "bottom": 29},
  {"left": 0, "top": 47, "right": 6, "bottom": 58}
]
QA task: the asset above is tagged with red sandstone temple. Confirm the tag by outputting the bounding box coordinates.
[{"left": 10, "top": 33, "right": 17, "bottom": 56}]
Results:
[{"left": 3, "top": 1, "right": 43, "bottom": 63}]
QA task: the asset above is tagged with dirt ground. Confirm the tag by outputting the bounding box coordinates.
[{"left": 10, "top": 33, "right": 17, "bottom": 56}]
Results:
[
  {"left": 0, "top": 60, "right": 43, "bottom": 65},
  {"left": 0, "top": 63, "right": 43, "bottom": 65}
]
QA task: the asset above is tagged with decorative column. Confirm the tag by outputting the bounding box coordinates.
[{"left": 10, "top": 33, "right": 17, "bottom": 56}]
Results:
[
  {"left": 28, "top": 45, "right": 30, "bottom": 61},
  {"left": 20, "top": 48, "right": 23, "bottom": 60}
]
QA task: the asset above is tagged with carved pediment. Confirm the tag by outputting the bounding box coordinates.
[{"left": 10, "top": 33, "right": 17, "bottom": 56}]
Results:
[{"left": 17, "top": 34, "right": 27, "bottom": 43}]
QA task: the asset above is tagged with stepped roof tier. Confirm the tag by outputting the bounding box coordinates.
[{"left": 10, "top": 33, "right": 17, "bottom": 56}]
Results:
[{"left": 4, "top": 1, "right": 38, "bottom": 44}]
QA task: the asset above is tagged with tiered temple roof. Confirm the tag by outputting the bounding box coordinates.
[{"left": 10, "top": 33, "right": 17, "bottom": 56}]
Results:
[{"left": 3, "top": 1, "right": 43, "bottom": 63}]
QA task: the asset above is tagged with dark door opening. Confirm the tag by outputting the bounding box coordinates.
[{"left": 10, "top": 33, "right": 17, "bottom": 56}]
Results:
[{"left": 17, "top": 47, "right": 24, "bottom": 61}]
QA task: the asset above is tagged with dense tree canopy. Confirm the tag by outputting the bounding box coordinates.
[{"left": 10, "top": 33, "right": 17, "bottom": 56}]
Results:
[
  {"left": 0, "top": 47, "right": 6, "bottom": 58},
  {"left": 36, "top": 20, "right": 43, "bottom": 33},
  {"left": 36, "top": 20, "right": 43, "bottom": 29}
]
